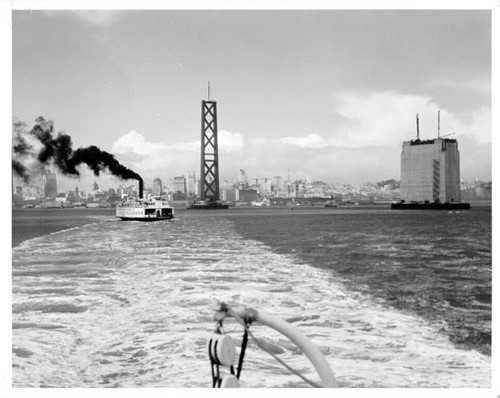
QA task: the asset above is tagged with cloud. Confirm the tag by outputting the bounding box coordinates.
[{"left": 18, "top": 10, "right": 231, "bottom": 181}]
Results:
[
  {"left": 218, "top": 130, "right": 244, "bottom": 151},
  {"left": 111, "top": 131, "right": 196, "bottom": 177},
  {"left": 280, "top": 92, "right": 435, "bottom": 148},
  {"left": 273, "top": 90, "right": 491, "bottom": 183},
  {"left": 41, "top": 10, "right": 120, "bottom": 27},
  {"left": 107, "top": 90, "right": 490, "bottom": 186},
  {"left": 334, "top": 91, "right": 436, "bottom": 146},
  {"left": 464, "top": 107, "right": 491, "bottom": 145},
  {"left": 113, "top": 130, "right": 200, "bottom": 154},
  {"left": 281, "top": 91, "right": 490, "bottom": 149},
  {"left": 219, "top": 138, "right": 401, "bottom": 184},
  {"left": 281, "top": 134, "right": 327, "bottom": 149},
  {"left": 110, "top": 129, "right": 245, "bottom": 181}
]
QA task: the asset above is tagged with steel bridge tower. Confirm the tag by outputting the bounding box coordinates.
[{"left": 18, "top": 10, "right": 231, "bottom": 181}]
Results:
[{"left": 199, "top": 98, "right": 220, "bottom": 202}]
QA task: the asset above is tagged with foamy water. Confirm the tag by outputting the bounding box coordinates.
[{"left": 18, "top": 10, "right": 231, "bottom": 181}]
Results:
[{"left": 12, "top": 215, "right": 491, "bottom": 388}]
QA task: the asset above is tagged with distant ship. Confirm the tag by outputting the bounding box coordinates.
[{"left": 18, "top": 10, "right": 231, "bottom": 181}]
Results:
[
  {"left": 42, "top": 201, "right": 62, "bottom": 209},
  {"left": 189, "top": 200, "right": 229, "bottom": 210},
  {"left": 115, "top": 180, "right": 174, "bottom": 221},
  {"left": 324, "top": 200, "right": 338, "bottom": 208}
]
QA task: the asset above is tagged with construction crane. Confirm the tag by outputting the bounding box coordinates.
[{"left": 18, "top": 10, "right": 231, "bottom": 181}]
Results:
[
  {"left": 435, "top": 109, "right": 457, "bottom": 139},
  {"left": 239, "top": 169, "right": 248, "bottom": 187}
]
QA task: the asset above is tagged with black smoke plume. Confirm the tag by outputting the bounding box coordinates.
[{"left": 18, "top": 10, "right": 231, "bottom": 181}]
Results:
[{"left": 12, "top": 116, "right": 142, "bottom": 190}]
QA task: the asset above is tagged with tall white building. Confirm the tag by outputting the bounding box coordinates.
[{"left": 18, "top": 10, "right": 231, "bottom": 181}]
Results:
[
  {"left": 187, "top": 172, "right": 196, "bottom": 197},
  {"left": 173, "top": 176, "right": 187, "bottom": 194},
  {"left": 152, "top": 178, "right": 162, "bottom": 196},
  {"left": 237, "top": 169, "right": 248, "bottom": 188},
  {"left": 43, "top": 170, "right": 57, "bottom": 199},
  {"left": 400, "top": 138, "right": 461, "bottom": 203},
  {"left": 273, "top": 176, "right": 284, "bottom": 190}
]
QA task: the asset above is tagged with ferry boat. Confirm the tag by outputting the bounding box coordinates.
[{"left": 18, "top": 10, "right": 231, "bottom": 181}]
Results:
[
  {"left": 115, "top": 180, "right": 174, "bottom": 221},
  {"left": 116, "top": 197, "right": 174, "bottom": 221}
]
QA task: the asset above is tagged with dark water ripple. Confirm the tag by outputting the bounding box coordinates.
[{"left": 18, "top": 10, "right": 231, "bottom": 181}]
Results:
[{"left": 228, "top": 207, "right": 491, "bottom": 355}]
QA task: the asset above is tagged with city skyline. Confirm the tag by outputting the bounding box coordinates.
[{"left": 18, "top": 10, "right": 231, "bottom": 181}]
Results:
[
  {"left": 8, "top": 6, "right": 493, "bottom": 192},
  {"left": 13, "top": 165, "right": 490, "bottom": 198},
  {"left": 10, "top": 154, "right": 492, "bottom": 196}
]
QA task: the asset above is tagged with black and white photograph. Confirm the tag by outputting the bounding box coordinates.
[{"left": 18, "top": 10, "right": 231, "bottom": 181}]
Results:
[{"left": 2, "top": 0, "right": 496, "bottom": 396}]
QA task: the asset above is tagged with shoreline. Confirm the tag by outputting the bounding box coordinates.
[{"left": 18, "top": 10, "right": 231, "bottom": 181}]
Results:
[{"left": 12, "top": 203, "right": 491, "bottom": 247}]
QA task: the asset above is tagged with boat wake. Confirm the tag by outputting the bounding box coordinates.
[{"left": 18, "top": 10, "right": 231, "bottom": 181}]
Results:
[{"left": 12, "top": 215, "right": 491, "bottom": 388}]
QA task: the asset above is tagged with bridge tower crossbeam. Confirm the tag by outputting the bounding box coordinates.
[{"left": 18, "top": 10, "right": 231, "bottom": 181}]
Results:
[{"left": 199, "top": 100, "right": 220, "bottom": 202}]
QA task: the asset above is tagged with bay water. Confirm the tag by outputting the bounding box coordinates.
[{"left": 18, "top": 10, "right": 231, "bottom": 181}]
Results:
[{"left": 11, "top": 206, "right": 491, "bottom": 388}]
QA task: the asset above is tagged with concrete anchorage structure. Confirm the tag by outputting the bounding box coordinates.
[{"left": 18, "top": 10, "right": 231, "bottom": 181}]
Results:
[
  {"left": 393, "top": 112, "right": 469, "bottom": 210},
  {"left": 400, "top": 138, "right": 461, "bottom": 203}
]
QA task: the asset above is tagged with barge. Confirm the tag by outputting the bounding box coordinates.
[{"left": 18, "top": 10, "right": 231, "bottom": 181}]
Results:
[{"left": 391, "top": 201, "right": 470, "bottom": 210}]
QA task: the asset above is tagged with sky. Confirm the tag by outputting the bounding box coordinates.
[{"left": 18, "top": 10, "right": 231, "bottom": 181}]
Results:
[{"left": 9, "top": 6, "right": 493, "bottom": 191}]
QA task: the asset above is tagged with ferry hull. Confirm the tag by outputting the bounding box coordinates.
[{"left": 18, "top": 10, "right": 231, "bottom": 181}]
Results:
[{"left": 117, "top": 216, "right": 174, "bottom": 221}]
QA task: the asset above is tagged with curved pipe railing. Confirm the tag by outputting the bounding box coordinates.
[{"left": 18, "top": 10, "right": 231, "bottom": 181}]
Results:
[{"left": 222, "top": 306, "right": 336, "bottom": 388}]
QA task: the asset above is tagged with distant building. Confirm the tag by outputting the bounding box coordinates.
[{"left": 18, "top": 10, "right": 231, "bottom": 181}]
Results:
[
  {"left": 152, "top": 178, "right": 162, "bottom": 196},
  {"left": 400, "top": 138, "right": 461, "bottom": 203},
  {"left": 170, "top": 199, "right": 191, "bottom": 209},
  {"left": 238, "top": 169, "right": 248, "bottom": 189},
  {"left": 194, "top": 179, "right": 200, "bottom": 197},
  {"left": 272, "top": 176, "right": 284, "bottom": 190},
  {"left": 255, "top": 177, "right": 271, "bottom": 196},
  {"left": 13, "top": 186, "right": 23, "bottom": 207},
  {"left": 43, "top": 170, "right": 57, "bottom": 199},
  {"left": 239, "top": 189, "right": 258, "bottom": 204},
  {"left": 222, "top": 188, "right": 238, "bottom": 203},
  {"left": 55, "top": 192, "right": 67, "bottom": 204},
  {"left": 172, "top": 192, "right": 187, "bottom": 201},
  {"left": 173, "top": 176, "right": 187, "bottom": 194},
  {"left": 187, "top": 172, "right": 196, "bottom": 197}
]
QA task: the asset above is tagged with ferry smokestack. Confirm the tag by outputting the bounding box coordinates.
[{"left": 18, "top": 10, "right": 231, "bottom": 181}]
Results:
[{"left": 138, "top": 178, "right": 144, "bottom": 199}]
